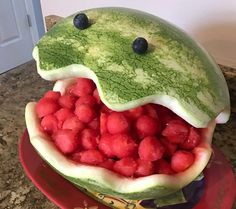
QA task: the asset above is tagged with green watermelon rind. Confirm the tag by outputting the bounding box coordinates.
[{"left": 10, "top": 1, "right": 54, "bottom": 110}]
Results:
[
  {"left": 33, "top": 7, "right": 230, "bottom": 128},
  {"left": 34, "top": 47, "right": 229, "bottom": 129},
  {"left": 25, "top": 93, "right": 214, "bottom": 200}
]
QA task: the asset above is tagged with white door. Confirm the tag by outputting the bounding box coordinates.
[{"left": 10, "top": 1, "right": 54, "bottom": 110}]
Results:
[{"left": 0, "top": 0, "right": 34, "bottom": 73}]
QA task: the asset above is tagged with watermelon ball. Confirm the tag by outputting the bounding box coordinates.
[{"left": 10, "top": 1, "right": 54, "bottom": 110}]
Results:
[
  {"left": 75, "top": 95, "right": 97, "bottom": 107},
  {"left": 36, "top": 97, "right": 60, "bottom": 118},
  {"left": 55, "top": 108, "right": 74, "bottom": 121},
  {"left": 80, "top": 129, "right": 99, "bottom": 150},
  {"left": 113, "top": 157, "right": 138, "bottom": 177},
  {"left": 180, "top": 127, "right": 201, "bottom": 150},
  {"left": 62, "top": 116, "right": 85, "bottom": 133},
  {"left": 40, "top": 114, "right": 58, "bottom": 135},
  {"left": 112, "top": 134, "right": 137, "bottom": 158},
  {"left": 54, "top": 108, "right": 74, "bottom": 128},
  {"left": 99, "top": 159, "right": 115, "bottom": 170},
  {"left": 101, "top": 105, "right": 113, "bottom": 113},
  {"left": 73, "top": 78, "right": 96, "bottom": 97},
  {"left": 155, "top": 159, "right": 174, "bottom": 174},
  {"left": 135, "top": 159, "right": 154, "bottom": 177},
  {"left": 44, "top": 90, "right": 61, "bottom": 101},
  {"left": 73, "top": 13, "right": 89, "bottom": 30},
  {"left": 144, "top": 104, "right": 159, "bottom": 119},
  {"left": 66, "top": 83, "right": 76, "bottom": 95},
  {"left": 70, "top": 150, "right": 83, "bottom": 163},
  {"left": 135, "top": 115, "right": 160, "bottom": 137},
  {"left": 99, "top": 113, "right": 109, "bottom": 135},
  {"left": 132, "top": 37, "right": 148, "bottom": 54},
  {"left": 93, "top": 88, "right": 101, "bottom": 104},
  {"left": 162, "top": 119, "right": 189, "bottom": 144},
  {"left": 171, "top": 150, "right": 194, "bottom": 172},
  {"left": 98, "top": 134, "right": 115, "bottom": 158},
  {"left": 59, "top": 94, "right": 77, "bottom": 109},
  {"left": 88, "top": 117, "right": 100, "bottom": 131},
  {"left": 107, "top": 112, "right": 130, "bottom": 134},
  {"left": 53, "top": 129, "right": 79, "bottom": 154},
  {"left": 126, "top": 106, "right": 144, "bottom": 120},
  {"left": 80, "top": 150, "right": 105, "bottom": 165},
  {"left": 75, "top": 104, "right": 96, "bottom": 123},
  {"left": 138, "top": 136, "right": 165, "bottom": 161},
  {"left": 160, "top": 138, "right": 177, "bottom": 158}
]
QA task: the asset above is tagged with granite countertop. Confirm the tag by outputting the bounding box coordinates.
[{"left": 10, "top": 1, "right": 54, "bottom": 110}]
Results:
[{"left": 0, "top": 16, "right": 236, "bottom": 209}]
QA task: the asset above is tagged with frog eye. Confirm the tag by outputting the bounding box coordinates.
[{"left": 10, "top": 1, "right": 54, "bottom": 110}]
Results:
[
  {"left": 73, "top": 13, "right": 89, "bottom": 30},
  {"left": 132, "top": 37, "right": 148, "bottom": 54}
]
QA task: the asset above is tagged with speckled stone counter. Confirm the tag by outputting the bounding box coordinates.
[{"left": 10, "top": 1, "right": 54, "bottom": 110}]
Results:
[
  {"left": 0, "top": 61, "right": 235, "bottom": 209},
  {"left": 0, "top": 61, "right": 56, "bottom": 209}
]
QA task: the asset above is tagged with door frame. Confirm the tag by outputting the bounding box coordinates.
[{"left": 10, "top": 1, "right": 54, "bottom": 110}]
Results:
[{"left": 25, "top": 0, "right": 45, "bottom": 45}]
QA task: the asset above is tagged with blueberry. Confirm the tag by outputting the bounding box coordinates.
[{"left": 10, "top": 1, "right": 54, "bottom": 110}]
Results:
[
  {"left": 73, "top": 13, "right": 89, "bottom": 30},
  {"left": 132, "top": 37, "right": 148, "bottom": 54}
]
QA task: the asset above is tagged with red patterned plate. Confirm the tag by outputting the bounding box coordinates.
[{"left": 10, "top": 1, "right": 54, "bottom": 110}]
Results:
[{"left": 19, "top": 130, "right": 236, "bottom": 209}]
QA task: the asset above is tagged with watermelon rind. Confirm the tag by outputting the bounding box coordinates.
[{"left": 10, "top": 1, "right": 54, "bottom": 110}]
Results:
[
  {"left": 25, "top": 79, "right": 215, "bottom": 200},
  {"left": 27, "top": 7, "right": 229, "bottom": 200},
  {"left": 33, "top": 7, "right": 230, "bottom": 128}
]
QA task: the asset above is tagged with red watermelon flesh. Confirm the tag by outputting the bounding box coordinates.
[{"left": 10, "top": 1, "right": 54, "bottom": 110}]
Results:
[{"left": 35, "top": 78, "right": 206, "bottom": 177}]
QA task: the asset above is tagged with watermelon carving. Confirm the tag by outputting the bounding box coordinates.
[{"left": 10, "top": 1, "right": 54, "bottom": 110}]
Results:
[{"left": 25, "top": 8, "right": 230, "bottom": 200}]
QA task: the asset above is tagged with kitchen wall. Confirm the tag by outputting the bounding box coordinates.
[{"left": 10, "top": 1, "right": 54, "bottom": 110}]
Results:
[{"left": 40, "top": 0, "right": 236, "bottom": 68}]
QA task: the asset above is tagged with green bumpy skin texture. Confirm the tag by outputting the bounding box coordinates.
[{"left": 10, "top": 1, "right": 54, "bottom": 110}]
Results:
[
  {"left": 35, "top": 7, "right": 230, "bottom": 128},
  {"left": 65, "top": 176, "right": 176, "bottom": 200}
]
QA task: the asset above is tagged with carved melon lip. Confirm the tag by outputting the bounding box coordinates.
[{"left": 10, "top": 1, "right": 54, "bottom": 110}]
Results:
[
  {"left": 32, "top": 7, "right": 231, "bottom": 129},
  {"left": 25, "top": 79, "right": 215, "bottom": 198}
]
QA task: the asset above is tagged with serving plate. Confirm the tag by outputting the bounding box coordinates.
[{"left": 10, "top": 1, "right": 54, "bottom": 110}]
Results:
[{"left": 19, "top": 129, "right": 236, "bottom": 209}]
